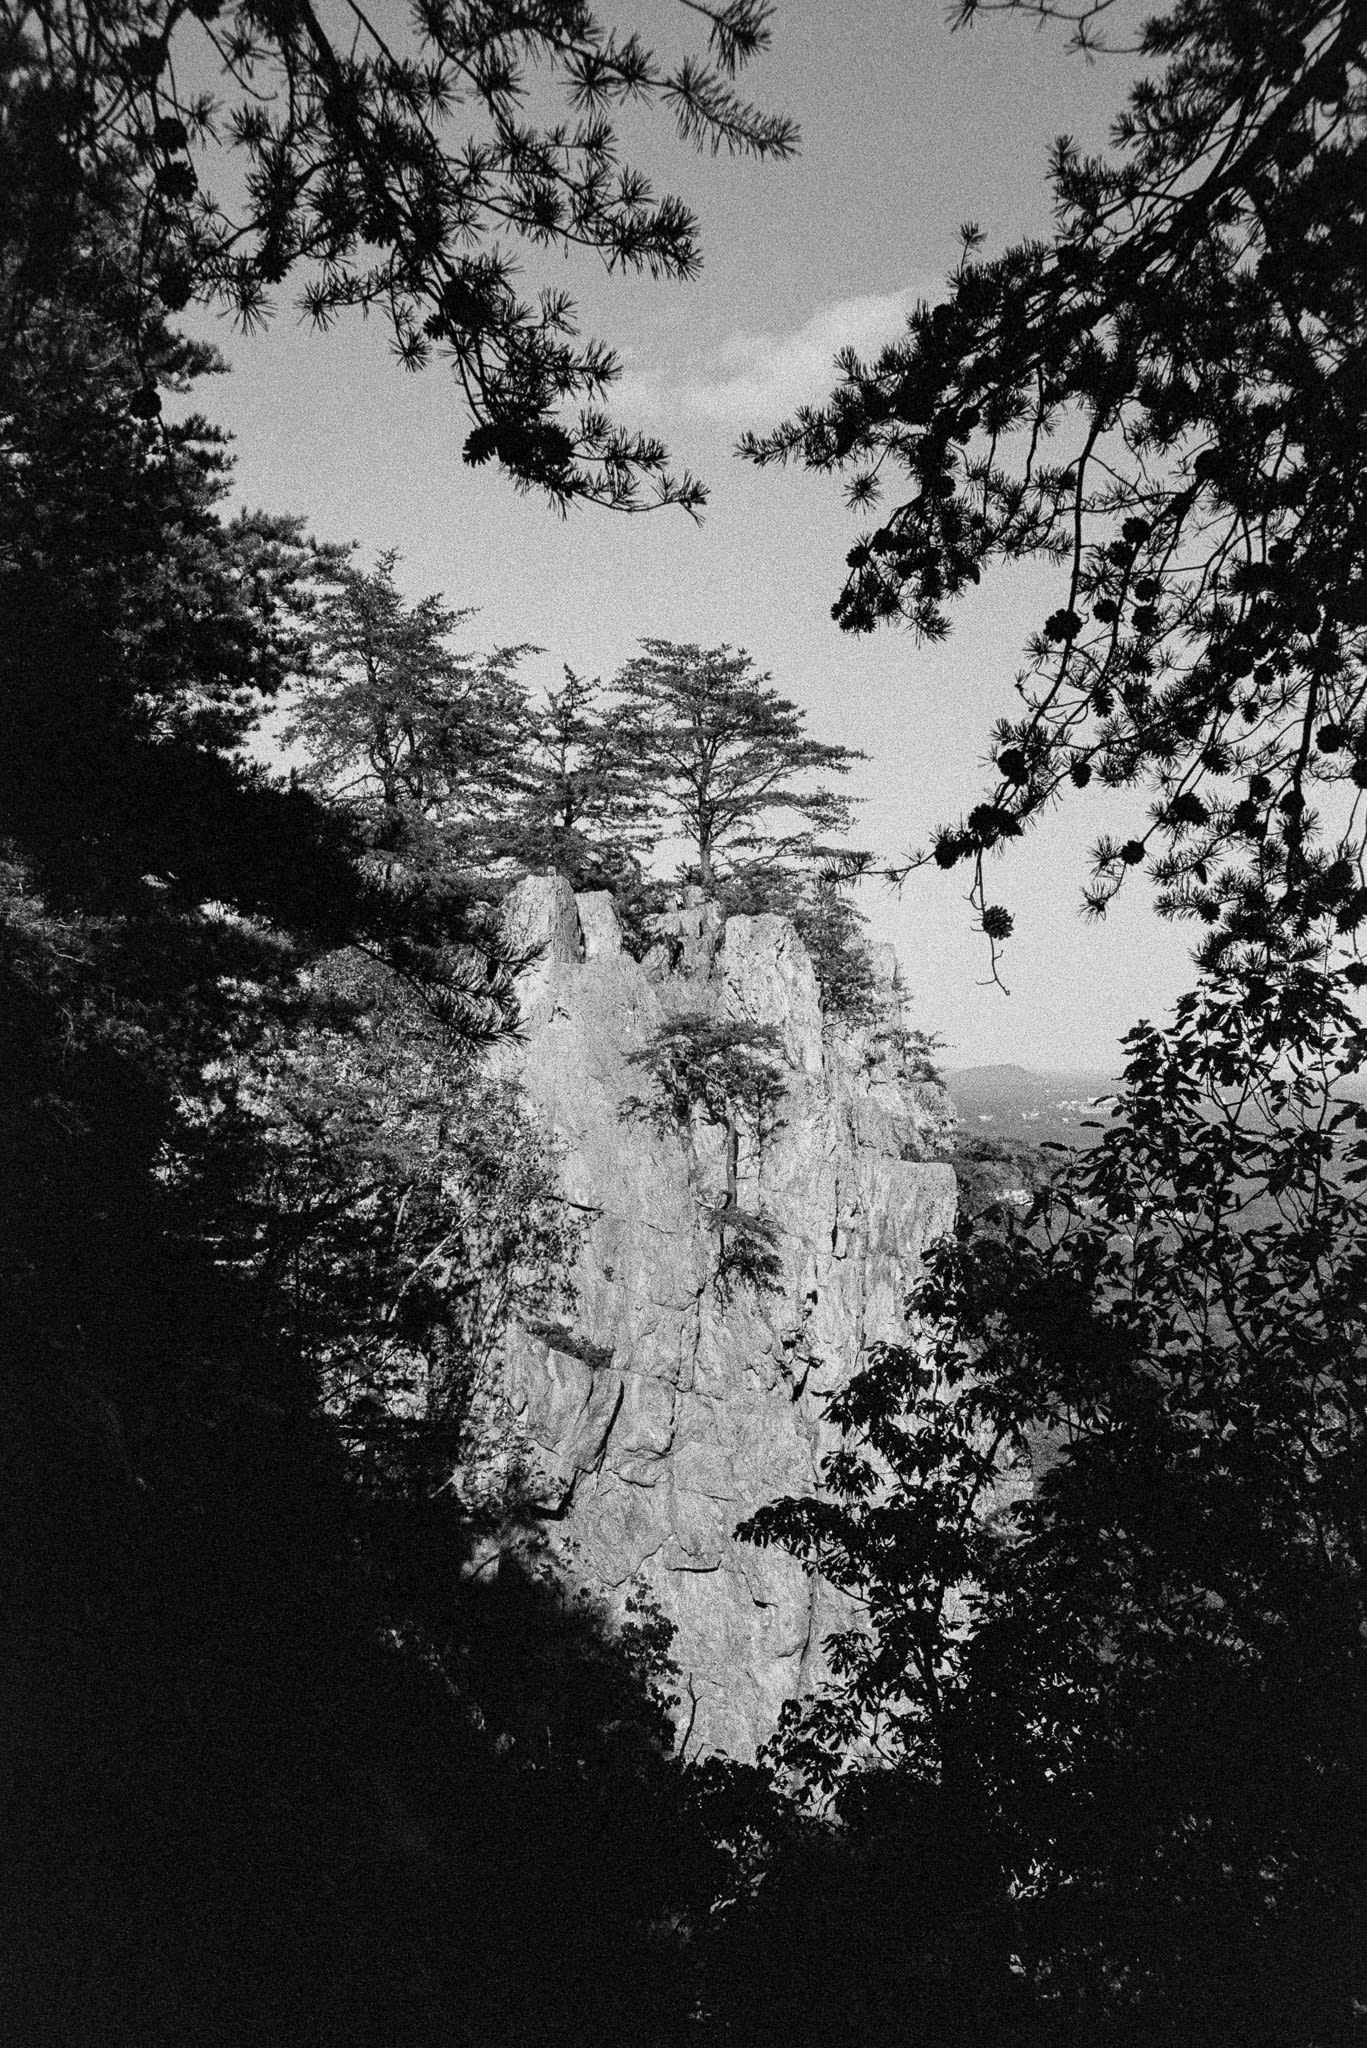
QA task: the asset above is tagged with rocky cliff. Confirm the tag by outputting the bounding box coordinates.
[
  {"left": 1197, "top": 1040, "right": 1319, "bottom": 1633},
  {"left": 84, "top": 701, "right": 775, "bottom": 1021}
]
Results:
[{"left": 480, "top": 875, "right": 956, "bottom": 1761}]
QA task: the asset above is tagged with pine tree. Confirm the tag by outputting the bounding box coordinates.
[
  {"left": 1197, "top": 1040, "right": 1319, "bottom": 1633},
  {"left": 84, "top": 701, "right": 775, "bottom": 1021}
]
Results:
[
  {"left": 742, "top": 0, "right": 1367, "bottom": 984},
  {"left": 484, "top": 667, "right": 656, "bottom": 892},
  {"left": 610, "top": 640, "right": 865, "bottom": 894},
  {"left": 286, "top": 550, "right": 530, "bottom": 884},
  {"left": 8, "top": 0, "right": 796, "bottom": 511},
  {"left": 623, "top": 1017, "right": 788, "bottom": 1297}
]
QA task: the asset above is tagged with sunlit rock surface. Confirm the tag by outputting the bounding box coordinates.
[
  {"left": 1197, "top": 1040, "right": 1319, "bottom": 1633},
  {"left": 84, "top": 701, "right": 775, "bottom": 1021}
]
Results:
[{"left": 485, "top": 873, "right": 956, "bottom": 1761}]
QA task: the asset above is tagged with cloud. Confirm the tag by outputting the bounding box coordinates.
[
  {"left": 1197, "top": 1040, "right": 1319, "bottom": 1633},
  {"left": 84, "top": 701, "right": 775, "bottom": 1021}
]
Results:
[
  {"left": 681, "top": 288, "right": 922, "bottom": 425},
  {"left": 608, "top": 357, "right": 669, "bottom": 423}
]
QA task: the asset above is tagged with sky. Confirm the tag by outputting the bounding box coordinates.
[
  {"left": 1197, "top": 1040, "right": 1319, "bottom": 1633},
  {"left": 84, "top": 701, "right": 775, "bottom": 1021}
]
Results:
[{"left": 181, "top": 0, "right": 1195, "bottom": 1070}]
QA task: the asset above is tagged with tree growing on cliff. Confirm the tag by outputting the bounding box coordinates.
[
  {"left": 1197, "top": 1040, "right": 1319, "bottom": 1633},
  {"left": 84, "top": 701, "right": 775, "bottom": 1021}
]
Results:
[
  {"left": 290, "top": 591, "right": 655, "bottom": 893},
  {"left": 489, "top": 666, "right": 657, "bottom": 893},
  {"left": 286, "top": 550, "right": 531, "bottom": 882},
  {"left": 623, "top": 1017, "right": 788, "bottom": 1295},
  {"left": 610, "top": 640, "right": 866, "bottom": 893}
]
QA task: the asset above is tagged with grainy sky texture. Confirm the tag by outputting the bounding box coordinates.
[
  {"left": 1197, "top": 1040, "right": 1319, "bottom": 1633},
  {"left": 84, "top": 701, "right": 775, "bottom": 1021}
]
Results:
[{"left": 185, "top": 0, "right": 1193, "bottom": 1067}]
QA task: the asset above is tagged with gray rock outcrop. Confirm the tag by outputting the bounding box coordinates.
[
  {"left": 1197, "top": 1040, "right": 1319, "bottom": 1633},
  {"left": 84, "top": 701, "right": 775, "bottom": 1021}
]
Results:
[{"left": 483, "top": 874, "right": 956, "bottom": 1761}]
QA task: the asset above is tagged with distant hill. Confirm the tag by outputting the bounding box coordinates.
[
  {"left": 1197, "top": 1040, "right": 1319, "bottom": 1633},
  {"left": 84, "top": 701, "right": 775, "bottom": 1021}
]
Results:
[
  {"left": 942, "top": 1062, "right": 1367, "bottom": 1219},
  {"left": 942, "top": 1064, "right": 1118, "bottom": 1149}
]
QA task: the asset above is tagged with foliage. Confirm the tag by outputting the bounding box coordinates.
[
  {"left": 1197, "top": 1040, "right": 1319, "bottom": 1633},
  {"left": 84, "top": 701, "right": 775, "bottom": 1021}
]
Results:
[
  {"left": 0, "top": 553, "right": 711, "bottom": 2048},
  {"left": 1, "top": 82, "right": 745, "bottom": 2042},
  {"left": 490, "top": 665, "right": 657, "bottom": 893},
  {"left": 287, "top": 585, "right": 881, "bottom": 1003},
  {"left": 624, "top": 1014, "right": 788, "bottom": 1139},
  {"left": 285, "top": 550, "right": 531, "bottom": 879},
  {"left": 5, "top": 0, "right": 795, "bottom": 511},
  {"left": 743, "top": 0, "right": 1367, "bottom": 984},
  {"left": 744, "top": 959, "right": 1367, "bottom": 2042},
  {"left": 0, "top": 110, "right": 526, "bottom": 1043},
  {"left": 624, "top": 1015, "right": 789, "bottom": 1298},
  {"left": 865, "top": 1011, "right": 946, "bottom": 1088},
  {"left": 695, "top": 1768, "right": 1033, "bottom": 2047},
  {"left": 0, "top": 836, "right": 715, "bottom": 2046},
  {"left": 789, "top": 880, "right": 881, "bottom": 1023},
  {"left": 289, "top": 580, "right": 659, "bottom": 897},
  {"left": 610, "top": 639, "right": 867, "bottom": 892},
  {"left": 197, "top": 948, "right": 578, "bottom": 1494},
  {"left": 728, "top": 10, "right": 1367, "bottom": 2033},
  {"left": 711, "top": 860, "right": 881, "bottom": 1023},
  {"left": 0, "top": 164, "right": 351, "bottom": 926},
  {"left": 709, "top": 1200, "right": 786, "bottom": 1299}
]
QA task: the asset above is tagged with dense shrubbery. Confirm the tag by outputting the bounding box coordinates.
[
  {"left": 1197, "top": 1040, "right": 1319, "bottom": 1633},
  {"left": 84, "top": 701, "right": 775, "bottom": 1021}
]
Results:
[{"left": 745, "top": 963, "right": 1367, "bottom": 2043}]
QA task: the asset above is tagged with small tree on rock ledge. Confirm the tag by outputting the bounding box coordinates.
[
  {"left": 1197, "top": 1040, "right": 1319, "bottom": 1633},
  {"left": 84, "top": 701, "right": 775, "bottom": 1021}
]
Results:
[{"left": 622, "top": 1017, "right": 788, "bottom": 1295}]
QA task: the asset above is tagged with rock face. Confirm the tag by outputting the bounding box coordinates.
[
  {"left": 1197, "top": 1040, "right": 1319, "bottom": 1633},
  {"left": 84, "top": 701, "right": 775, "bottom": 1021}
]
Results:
[{"left": 486, "top": 875, "right": 956, "bottom": 1761}]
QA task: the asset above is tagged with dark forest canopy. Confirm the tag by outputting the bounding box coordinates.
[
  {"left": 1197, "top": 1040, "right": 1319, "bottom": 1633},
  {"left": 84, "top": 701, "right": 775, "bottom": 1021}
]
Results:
[{"left": 0, "top": 139, "right": 727, "bottom": 2041}]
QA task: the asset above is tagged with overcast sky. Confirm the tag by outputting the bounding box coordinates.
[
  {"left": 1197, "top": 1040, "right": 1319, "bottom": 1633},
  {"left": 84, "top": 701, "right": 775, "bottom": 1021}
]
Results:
[{"left": 185, "top": 0, "right": 1194, "bottom": 1070}]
